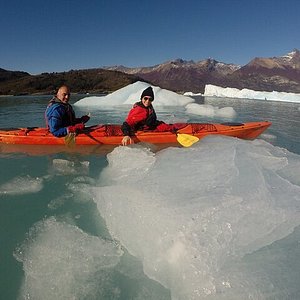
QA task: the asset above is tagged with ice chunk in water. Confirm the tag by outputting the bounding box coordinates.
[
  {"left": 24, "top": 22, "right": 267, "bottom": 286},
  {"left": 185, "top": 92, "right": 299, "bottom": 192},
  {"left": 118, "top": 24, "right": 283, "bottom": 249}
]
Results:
[
  {"left": 14, "top": 216, "right": 123, "bottom": 300},
  {"left": 51, "top": 158, "right": 89, "bottom": 175},
  {"left": 94, "top": 136, "right": 300, "bottom": 299},
  {"left": 0, "top": 175, "right": 43, "bottom": 195}
]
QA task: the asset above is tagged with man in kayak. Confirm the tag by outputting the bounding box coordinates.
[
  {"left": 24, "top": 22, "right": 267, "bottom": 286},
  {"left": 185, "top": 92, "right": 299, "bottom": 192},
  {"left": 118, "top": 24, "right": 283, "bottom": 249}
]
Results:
[
  {"left": 121, "top": 86, "right": 178, "bottom": 145},
  {"left": 45, "top": 85, "right": 90, "bottom": 137}
]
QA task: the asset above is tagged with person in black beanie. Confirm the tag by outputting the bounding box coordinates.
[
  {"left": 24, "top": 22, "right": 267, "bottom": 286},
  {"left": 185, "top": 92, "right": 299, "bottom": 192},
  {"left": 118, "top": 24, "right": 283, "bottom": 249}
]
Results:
[
  {"left": 140, "top": 86, "right": 154, "bottom": 100},
  {"left": 121, "top": 86, "right": 173, "bottom": 145}
]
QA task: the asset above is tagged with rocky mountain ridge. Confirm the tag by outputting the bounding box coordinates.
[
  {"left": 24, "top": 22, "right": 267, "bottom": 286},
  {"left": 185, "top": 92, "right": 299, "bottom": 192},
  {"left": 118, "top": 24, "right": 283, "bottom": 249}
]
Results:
[
  {"left": 1, "top": 49, "right": 299, "bottom": 95},
  {"left": 105, "top": 49, "right": 300, "bottom": 93}
]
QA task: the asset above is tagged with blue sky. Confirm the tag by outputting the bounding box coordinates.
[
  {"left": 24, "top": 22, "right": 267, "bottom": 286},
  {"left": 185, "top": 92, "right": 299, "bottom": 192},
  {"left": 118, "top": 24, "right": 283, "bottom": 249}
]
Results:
[{"left": 1, "top": 0, "right": 299, "bottom": 74}]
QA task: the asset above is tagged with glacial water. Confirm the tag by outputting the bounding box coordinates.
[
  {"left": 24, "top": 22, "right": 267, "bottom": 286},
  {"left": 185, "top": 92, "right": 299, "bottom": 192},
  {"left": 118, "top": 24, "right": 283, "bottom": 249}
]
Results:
[{"left": 0, "top": 94, "right": 300, "bottom": 300}]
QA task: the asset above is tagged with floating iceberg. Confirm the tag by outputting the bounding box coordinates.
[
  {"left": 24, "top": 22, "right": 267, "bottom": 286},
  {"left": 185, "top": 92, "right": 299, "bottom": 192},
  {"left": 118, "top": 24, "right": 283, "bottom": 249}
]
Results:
[
  {"left": 74, "top": 81, "right": 236, "bottom": 118},
  {"left": 94, "top": 137, "right": 300, "bottom": 299},
  {"left": 204, "top": 84, "right": 300, "bottom": 103},
  {"left": 74, "top": 81, "right": 194, "bottom": 107}
]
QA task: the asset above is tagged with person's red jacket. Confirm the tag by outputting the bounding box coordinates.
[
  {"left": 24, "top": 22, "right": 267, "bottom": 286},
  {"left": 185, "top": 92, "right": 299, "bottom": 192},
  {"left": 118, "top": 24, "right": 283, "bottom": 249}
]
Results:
[
  {"left": 121, "top": 102, "right": 157, "bottom": 136},
  {"left": 125, "top": 102, "right": 154, "bottom": 127},
  {"left": 121, "top": 101, "right": 183, "bottom": 136}
]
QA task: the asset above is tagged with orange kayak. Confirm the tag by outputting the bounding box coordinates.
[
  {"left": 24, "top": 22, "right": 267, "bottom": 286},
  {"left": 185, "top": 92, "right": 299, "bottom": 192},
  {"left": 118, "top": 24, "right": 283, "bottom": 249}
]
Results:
[{"left": 0, "top": 122, "right": 271, "bottom": 146}]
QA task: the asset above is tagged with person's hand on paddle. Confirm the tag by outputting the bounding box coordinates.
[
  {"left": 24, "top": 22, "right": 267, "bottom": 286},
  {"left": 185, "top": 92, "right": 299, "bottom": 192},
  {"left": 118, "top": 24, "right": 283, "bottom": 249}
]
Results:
[
  {"left": 80, "top": 114, "right": 90, "bottom": 124},
  {"left": 67, "top": 123, "right": 85, "bottom": 134},
  {"left": 122, "top": 135, "right": 133, "bottom": 146}
]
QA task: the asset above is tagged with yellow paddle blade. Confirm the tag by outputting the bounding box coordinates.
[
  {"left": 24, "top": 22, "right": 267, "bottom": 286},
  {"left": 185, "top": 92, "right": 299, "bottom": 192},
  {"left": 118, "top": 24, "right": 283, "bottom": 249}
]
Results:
[
  {"left": 64, "top": 133, "right": 76, "bottom": 147},
  {"left": 177, "top": 133, "right": 199, "bottom": 147}
]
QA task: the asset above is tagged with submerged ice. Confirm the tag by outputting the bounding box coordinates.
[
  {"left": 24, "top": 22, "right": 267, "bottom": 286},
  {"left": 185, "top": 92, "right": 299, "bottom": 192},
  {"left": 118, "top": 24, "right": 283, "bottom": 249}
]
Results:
[
  {"left": 93, "top": 137, "right": 300, "bottom": 299},
  {"left": 14, "top": 217, "right": 123, "bottom": 300},
  {"left": 0, "top": 175, "right": 43, "bottom": 195}
]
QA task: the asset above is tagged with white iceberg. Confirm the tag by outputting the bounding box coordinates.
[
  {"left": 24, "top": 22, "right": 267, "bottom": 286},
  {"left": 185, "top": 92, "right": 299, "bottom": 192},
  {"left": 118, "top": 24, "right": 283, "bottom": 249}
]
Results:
[
  {"left": 74, "top": 81, "right": 194, "bottom": 107},
  {"left": 185, "top": 103, "right": 237, "bottom": 118},
  {"left": 93, "top": 137, "right": 300, "bottom": 299},
  {"left": 74, "top": 81, "right": 237, "bottom": 118},
  {"left": 204, "top": 84, "right": 300, "bottom": 103}
]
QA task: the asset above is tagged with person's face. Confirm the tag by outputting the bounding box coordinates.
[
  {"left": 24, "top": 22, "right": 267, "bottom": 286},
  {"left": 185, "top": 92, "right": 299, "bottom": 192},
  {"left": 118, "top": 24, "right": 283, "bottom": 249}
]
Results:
[
  {"left": 57, "top": 87, "right": 70, "bottom": 104},
  {"left": 141, "top": 96, "right": 153, "bottom": 107}
]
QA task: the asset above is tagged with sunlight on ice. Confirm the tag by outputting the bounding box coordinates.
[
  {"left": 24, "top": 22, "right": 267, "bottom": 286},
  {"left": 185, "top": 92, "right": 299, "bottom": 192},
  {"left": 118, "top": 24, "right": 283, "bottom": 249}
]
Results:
[
  {"left": 101, "top": 145, "right": 156, "bottom": 184},
  {"left": 93, "top": 136, "right": 300, "bottom": 299}
]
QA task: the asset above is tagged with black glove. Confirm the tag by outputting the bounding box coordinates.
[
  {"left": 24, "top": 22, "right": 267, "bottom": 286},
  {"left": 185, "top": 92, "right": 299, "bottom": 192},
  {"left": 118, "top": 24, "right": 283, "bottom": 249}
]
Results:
[{"left": 80, "top": 115, "right": 90, "bottom": 123}]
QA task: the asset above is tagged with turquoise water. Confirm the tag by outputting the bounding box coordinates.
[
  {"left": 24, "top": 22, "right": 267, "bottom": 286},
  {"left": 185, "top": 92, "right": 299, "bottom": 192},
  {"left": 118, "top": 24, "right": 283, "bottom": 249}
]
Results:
[{"left": 0, "top": 95, "right": 300, "bottom": 299}]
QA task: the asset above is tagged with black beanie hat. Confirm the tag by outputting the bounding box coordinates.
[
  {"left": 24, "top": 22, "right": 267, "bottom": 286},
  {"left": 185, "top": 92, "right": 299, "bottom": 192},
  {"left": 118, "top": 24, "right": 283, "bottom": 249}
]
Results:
[{"left": 141, "top": 86, "right": 154, "bottom": 101}]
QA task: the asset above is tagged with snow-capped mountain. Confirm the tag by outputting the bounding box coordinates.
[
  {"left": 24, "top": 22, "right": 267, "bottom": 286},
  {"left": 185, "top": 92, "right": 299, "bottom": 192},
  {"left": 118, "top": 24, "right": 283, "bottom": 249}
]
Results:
[
  {"left": 232, "top": 49, "right": 300, "bottom": 92},
  {"left": 104, "top": 49, "right": 300, "bottom": 93},
  {"left": 105, "top": 58, "right": 240, "bottom": 93}
]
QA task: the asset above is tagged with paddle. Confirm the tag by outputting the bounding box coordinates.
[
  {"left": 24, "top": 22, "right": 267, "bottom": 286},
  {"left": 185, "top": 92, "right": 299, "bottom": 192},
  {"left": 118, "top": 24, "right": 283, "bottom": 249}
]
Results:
[
  {"left": 176, "top": 133, "right": 199, "bottom": 147},
  {"left": 64, "top": 113, "right": 91, "bottom": 147},
  {"left": 64, "top": 132, "right": 76, "bottom": 147},
  {"left": 64, "top": 127, "right": 199, "bottom": 148}
]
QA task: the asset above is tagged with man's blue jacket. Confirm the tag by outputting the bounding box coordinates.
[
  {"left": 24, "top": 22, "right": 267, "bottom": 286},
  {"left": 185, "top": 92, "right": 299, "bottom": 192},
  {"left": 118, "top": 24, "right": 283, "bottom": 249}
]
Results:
[{"left": 45, "top": 97, "right": 77, "bottom": 137}]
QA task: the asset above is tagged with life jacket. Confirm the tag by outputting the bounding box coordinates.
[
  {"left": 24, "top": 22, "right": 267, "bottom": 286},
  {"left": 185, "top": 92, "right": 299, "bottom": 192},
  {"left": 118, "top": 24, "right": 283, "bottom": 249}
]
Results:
[
  {"left": 45, "top": 97, "right": 76, "bottom": 129},
  {"left": 127, "top": 101, "right": 158, "bottom": 131}
]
